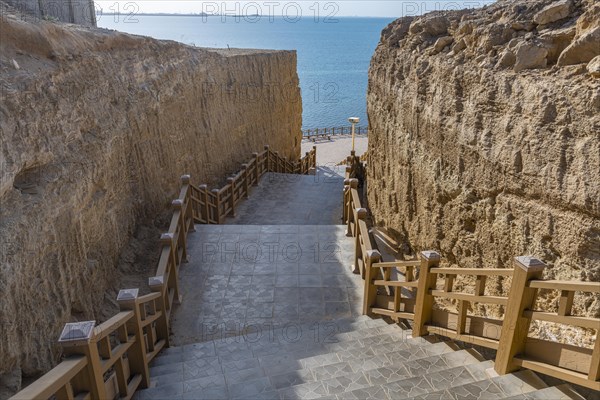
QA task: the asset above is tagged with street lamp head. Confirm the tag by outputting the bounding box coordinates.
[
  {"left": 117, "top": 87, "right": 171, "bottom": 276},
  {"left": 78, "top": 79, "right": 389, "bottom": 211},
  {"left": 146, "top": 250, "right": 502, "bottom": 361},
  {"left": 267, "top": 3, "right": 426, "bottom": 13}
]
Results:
[{"left": 348, "top": 117, "right": 360, "bottom": 124}]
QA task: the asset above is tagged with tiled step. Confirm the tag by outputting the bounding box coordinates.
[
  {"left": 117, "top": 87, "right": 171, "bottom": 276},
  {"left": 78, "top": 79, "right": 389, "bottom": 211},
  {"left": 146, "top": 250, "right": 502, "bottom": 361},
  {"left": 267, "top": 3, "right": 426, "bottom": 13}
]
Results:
[
  {"left": 336, "top": 360, "right": 495, "bottom": 400},
  {"left": 265, "top": 340, "right": 458, "bottom": 386},
  {"left": 276, "top": 348, "right": 483, "bottom": 399},
  {"left": 148, "top": 328, "right": 449, "bottom": 385},
  {"left": 503, "top": 384, "right": 586, "bottom": 400},
  {"left": 154, "top": 315, "right": 396, "bottom": 363},
  {"left": 149, "top": 321, "right": 408, "bottom": 374},
  {"left": 137, "top": 336, "right": 460, "bottom": 399},
  {"left": 408, "top": 369, "right": 548, "bottom": 400}
]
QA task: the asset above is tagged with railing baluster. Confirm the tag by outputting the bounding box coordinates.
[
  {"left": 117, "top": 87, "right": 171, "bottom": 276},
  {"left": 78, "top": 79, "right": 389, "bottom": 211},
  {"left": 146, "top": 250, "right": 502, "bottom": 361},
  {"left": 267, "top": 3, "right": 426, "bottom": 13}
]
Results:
[
  {"left": 475, "top": 275, "right": 487, "bottom": 296},
  {"left": 557, "top": 290, "right": 575, "bottom": 316},
  {"left": 58, "top": 322, "right": 107, "bottom": 399},
  {"left": 252, "top": 153, "right": 260, "bottom": 185},
  {"left": 117, "top": 289, "right": 150, "bottom": 389},
  {"left": 199, "top": 184, "right": 209, "bottom": 223},
  {"left": 241, "top": 164, "right": 249, "bottom": 198},
  {"left": 212, "top": 189, "right": 222, "bottom": 224},
  {"left": 444, "top": 274, "right": 455, "bottom": 292},
  {"left": 456, "top": 300, "right": 468, "bottom": 335},
  {"left": 149, "top": 276, "right": 170, "bottom": 348},
  {"left": 227, "top": 178, "right": 236, "bottom": 217},
  {"left": 171, "top": 200, "right": 188, "bottom": 263},
  {"left": 413, "top": 251, "right": 441, "bottom": 337},
  {"left": 352, "top": 208, "right": 367, "bottom": 275},
  {"left": 363, "top": 250, "right": 381, "bottom": 316},
  {"left": 590, "top": 337, "right": 600, "bottom": 381},
  {"left": 495, "top": 256, "right": 546, "bottom": 374},
  {"left": 264, "top": 145, "right": 270, "bottom": 171},
  {"left": 345, "top": 179, "right": 358, "bottom": 236}
]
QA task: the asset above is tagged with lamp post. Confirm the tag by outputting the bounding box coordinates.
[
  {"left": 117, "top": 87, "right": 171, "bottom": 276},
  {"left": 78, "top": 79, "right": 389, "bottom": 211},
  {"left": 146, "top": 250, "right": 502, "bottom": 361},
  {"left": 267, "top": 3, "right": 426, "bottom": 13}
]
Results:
[{"left": 348, "top": 117, "right": 360, "bottom": 153}]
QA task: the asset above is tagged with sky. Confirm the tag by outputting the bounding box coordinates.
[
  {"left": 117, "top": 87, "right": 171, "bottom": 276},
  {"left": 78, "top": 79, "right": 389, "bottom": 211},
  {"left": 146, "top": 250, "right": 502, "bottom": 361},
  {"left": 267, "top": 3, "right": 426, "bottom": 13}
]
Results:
[{"left": 95, "top": 1, "right": 494, "bottom": 18}]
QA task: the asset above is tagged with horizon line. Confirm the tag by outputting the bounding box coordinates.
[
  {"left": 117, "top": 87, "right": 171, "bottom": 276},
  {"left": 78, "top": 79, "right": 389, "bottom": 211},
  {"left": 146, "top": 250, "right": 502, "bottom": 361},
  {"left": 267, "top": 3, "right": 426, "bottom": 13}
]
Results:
[{"left": 96, "top": 12, "right": 401, "bottom": 18}]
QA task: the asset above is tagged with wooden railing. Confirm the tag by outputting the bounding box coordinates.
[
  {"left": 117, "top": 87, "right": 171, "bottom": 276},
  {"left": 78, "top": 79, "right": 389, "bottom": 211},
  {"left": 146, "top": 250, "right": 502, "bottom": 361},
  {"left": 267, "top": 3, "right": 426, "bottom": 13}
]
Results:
[
  {"left": 343, "top": 153, "right": 600, "bottom": 391},
  {"left": 10, "top": 145, "right": 316, "bottom": 400},
  {"left": 187, "top": 145, "right": 316, "bottom": 224},
  {"left": 11, "top": 172, "right": 196, "bottom": 400},
  {"left": 303, "top": 126, "right": 368, "bottom": 141}
]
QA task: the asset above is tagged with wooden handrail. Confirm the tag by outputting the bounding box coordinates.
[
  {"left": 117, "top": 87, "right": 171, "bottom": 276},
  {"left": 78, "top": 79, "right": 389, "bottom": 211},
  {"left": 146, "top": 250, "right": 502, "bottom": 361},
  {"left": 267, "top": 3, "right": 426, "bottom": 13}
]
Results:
[
  {"left": 189, "top": 145, "right": 316, "bottom": 225},
  {"left": 529, "top": 280, "right": 600, "bottom": 292},
  {"left": 523, "top": 311, "right": 600, "bottom": 330},
  {"left": 373, "top": 261, "right": 421, "bottom": 268},
  {"left": 93, "top": 311, "right": 134, "bottom": 341},
  {"left": 343, "top": 151, "right": 599, "bottom": 391},
  {"left": 430, "top": 290, "right": 508, "bottom": 306},
  {"left": 430, "top": 267, "right": 513, "bottom": 276},
  {"left": 10, "top": 356, "right": 88, "bottom": 400}
]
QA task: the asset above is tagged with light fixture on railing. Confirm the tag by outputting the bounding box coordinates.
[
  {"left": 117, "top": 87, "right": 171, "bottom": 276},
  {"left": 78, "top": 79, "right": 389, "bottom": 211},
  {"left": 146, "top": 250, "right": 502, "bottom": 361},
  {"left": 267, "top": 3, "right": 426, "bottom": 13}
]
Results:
[
  {"left": 348, "top": 117, "right": 360, "bottom": 152},
  {"left": 58, "top": 321, "right": 95, "bottom": 343}
]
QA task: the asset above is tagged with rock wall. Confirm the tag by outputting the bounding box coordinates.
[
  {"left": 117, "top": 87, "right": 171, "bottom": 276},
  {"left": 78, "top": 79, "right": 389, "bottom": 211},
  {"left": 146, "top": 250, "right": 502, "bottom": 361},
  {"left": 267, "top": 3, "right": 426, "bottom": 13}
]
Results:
[
  {"left": 367, "top": 0, "right": 599, "bottom": 325},
  {"left": 4, "top": 0, "right": 96, "bottom": 26},
  {"left": 0, "top": 4, "right": 301, "bottom": 388}
]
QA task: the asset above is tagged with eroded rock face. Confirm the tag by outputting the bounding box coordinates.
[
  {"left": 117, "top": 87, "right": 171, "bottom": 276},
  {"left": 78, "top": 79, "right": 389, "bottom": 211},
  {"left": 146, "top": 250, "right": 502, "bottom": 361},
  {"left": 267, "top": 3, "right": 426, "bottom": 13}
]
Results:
[
  {"left": 0, "top": 5, "right": 301, "bottom": 384},
  {"left": 367, "top": 0, "right": 599, "bottom": 337},
  {"left": 588, "top": 55, "right": 600, "bottom": 77},
  {"left": 534, "top": 0, "right": 571, "bottom": 25}
]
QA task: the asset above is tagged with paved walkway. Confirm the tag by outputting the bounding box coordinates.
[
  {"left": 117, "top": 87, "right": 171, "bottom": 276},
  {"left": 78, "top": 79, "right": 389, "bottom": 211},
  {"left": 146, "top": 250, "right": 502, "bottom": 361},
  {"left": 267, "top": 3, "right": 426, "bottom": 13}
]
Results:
[
  {"left": 302, "top": 136, "right": 368, "bottom": 166},
  {"left": 230, "top": 168, "right": 343, "bottom": 225},
  {"left": 170, "top": 168, "right": 362, "bottom": 346}
]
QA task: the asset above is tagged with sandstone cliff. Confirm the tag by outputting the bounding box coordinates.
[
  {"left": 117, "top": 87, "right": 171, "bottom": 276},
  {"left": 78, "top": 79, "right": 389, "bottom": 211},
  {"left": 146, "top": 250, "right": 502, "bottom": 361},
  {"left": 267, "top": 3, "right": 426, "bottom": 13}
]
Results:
[
  {"left": 0, "top": 4, "right": 301, "bottom": 389},
  {"left": 4, "top": 0, "right": 96, "bottom": 26},
  {"left": 367, "top": 0, "right": 599, "bottom": 338}
]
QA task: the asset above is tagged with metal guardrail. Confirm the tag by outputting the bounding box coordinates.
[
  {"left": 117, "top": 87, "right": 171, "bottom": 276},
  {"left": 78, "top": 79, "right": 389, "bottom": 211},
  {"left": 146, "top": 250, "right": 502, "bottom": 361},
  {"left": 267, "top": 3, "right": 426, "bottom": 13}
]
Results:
[{"left": 302, "top": 126, "right": 368, "bottom": 140}]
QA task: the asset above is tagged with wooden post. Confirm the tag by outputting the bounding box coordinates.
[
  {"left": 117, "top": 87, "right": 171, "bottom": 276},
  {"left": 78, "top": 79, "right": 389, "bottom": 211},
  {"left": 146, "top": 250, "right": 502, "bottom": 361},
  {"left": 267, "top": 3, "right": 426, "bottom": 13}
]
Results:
[
  {"left": 171, "top": 200, "right": 188, "bottom": 263},
  {"left": 199, "top": 184, "right": 209, "bottom": 224},
  {"left": 342, "top": 178, "right": 350, "bottom": 223},
  {"left": 312, "top": 145, "right": 317, "bottom": 169},
  {"left": 352, "top": 208, "right": 367, "bottom": 275},
  {"left": 227, "top": 178, "right": 236, "bottom": 217},
  {"left": 495, "top": 256, "right": 546, "bottom": 374},
  {"left": 252, "top": 153, "right": 260, "bottom": 184},
  {"left": 274, "top": 151, "right": 280, "bottom": 173},
  {"left": 212, "top": 189, "right": 222, "bottom": 224},
  {"left": 58, "top": 321, "right": 107, "bottom": 399},
  {"left": 117, "top": 289, "right": 151, "bottom": 389},
  {"left": 148, "top": 276, "right": 170, "bottom": 348},
  {"left": 180, "top": 175, "right": 195, "bottom": 229},
  {"left": 346, "top": 179, "right": 358, "bottom": 236},
  {"left": 412, "top": 251, "right": 441, "bottom": 337},
  {"left": 241, "top": 164, "right": 249, "bottom": 197},
  {"left": 590, "top": 336, "right": 600, "bottom": 382},
  {"left": 264, "top": 145, "right": 270, "bottom": 172},
  {"left": 303, "top": 152, "right": 309, "bottom": 174},
  {"left": 363, "top": 250, "right": 381, "bottom": 316},
  {"left": 161, "top": 233, "right": 182, "bottom": 304}
]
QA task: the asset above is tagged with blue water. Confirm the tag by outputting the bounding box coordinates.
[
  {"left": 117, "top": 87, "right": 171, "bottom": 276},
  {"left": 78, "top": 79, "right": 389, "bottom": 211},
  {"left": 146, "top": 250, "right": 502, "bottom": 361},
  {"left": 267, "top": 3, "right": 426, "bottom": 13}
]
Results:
[{"left": 98, "top": 16, "right": 394, "bottom": 129}]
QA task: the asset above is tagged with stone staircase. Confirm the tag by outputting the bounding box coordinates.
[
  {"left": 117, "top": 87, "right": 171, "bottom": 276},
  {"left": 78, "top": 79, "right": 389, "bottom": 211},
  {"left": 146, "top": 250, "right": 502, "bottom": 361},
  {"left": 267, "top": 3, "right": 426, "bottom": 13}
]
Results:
[{"left": 134, "top": 316, "right": 584, "bottom": 400}]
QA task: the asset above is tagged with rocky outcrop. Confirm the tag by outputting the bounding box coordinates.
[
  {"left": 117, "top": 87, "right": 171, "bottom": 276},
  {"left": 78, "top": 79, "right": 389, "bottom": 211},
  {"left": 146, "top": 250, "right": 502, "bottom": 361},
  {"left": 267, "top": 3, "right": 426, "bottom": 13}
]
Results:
[
  {"left": 4, "top": 0, "right": 96, "bottom": 26},
  {"left": 367, "top": 0, "right": 599, "bottom": 336},
  {"left": 0, "top": 4, "right": 301, "bottom": 388}
]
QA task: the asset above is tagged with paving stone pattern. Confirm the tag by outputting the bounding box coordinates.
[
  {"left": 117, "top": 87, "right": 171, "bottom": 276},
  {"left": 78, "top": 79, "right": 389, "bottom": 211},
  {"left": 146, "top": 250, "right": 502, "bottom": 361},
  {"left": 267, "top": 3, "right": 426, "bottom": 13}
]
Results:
[{"left": 136, "top": 169, "right": 583, "bottom": 399}]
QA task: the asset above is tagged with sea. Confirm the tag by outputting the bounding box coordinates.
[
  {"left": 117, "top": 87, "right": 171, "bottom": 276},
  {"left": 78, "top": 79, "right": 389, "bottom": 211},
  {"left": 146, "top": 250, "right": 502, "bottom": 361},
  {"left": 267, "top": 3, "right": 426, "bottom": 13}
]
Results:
[{"left": 97, "top": 15, "right": 395, "bottom": 130}]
